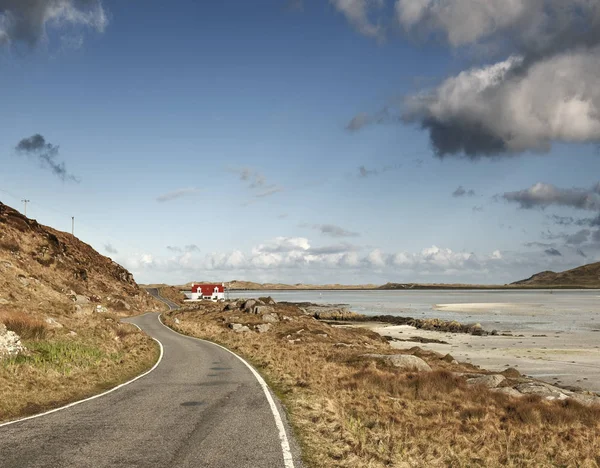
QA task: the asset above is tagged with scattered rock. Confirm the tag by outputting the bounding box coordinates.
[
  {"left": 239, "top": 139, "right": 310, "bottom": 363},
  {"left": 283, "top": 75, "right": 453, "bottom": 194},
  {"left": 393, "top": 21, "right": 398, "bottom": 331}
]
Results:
[
  {"left": 262, "top": 313, "right": 279, "bottom": 323},
  {"left": 253, "top": 305, "right": 273, "bottom": 315},
  {"left": 259, "top": 296, "right": 277, "bottom": 305},
  {"left": 229, "top": 323, "right": 251, "bottom": 333},
  {"left": 467, "top": 374, "right": 506, "bottom": 388},
  {"left": 0, "top": 323, "right": 26, "bottom": 357},
  {"left": 241, "top": 299, "right": 257, "bottom": 312},
  {"left": 256, "top": 323, "right": 272, "bottom": 333},
  {"left": 174, "top": 318, "right": 180, "bottom": 324},
  {"left": 95, "top": 305, "right": 108, "bottom": 313},
  {"left": 516, "top": 382, "right": 569, "bottom": 400},
  {"left": 17, "top": 276, "right": 29, "bottom": 287},
  {"left": 44, "top": 317, "right": 63, "bottom": 329},
  {"left": 492, "top": 387, "right": 523, "bottom": 398},
  {"left": 501, "top": 367, "right": 521, "bottom": 378},
  {"left": 72, "top": 294, "right": 90, "bottom": 304},
  {"left": 364, "top": 354, "right": 432, "bottom": 372}
]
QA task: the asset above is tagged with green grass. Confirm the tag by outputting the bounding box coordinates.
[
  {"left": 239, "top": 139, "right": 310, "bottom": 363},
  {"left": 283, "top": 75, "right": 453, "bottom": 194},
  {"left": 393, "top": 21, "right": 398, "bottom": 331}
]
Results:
[{"left": 3, "top": 340, "right": 105, "bottom": 375}]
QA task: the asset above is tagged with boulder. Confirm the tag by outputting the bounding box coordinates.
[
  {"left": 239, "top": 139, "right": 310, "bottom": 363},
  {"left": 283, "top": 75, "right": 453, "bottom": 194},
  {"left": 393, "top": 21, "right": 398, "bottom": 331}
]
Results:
[
  {"left": 262, "top": 313, "right": 279, "bottom": 323},
  {"left": 0, "top": 323, "right": 26, "bottom": 357},
  {"left": 364, "top": 354, "right": 432, "bottom": 372},
  {"left": 241, "top": 299, "right": 257, "bottom": 312},
  {"left": 256, "top": 323, "right": 272, "bottom": 333},
  {"left": 492, "top": 387, "right": 523, "bottom": 398},
  {"left": 516, "top": 382, "right": 569, "bottom": 400},
  {"left": 0, "top": 298, "right": 9, "bottom": 305},
  {"left": 259, "top": 297, "right": 277, "bottom": 305},
  {"left": 253, "top": 305, "right": 273, "bottom": 315},
  {"left": 95, "top": 305, "right": 108, "bottom": 313},
  {"left": 229, "top": 323, "right": 251, "bottom": 333},
  {"left": 467, "top": 374, "right": 506, "bottom": 388}
]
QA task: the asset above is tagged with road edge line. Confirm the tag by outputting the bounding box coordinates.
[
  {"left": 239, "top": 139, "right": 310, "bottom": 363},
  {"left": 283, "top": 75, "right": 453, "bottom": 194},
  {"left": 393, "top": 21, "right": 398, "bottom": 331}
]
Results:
[
  {"left": 158, "top": 313, "right": 296, "bottom": 468},
  {"left": 0, "top": 318, "right": 164, "bottom": 429}
]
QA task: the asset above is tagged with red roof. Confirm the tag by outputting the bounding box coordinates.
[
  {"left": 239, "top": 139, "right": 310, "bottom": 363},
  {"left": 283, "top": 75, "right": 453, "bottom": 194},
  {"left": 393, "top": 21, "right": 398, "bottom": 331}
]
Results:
[{"left": 191, "top": 284, "right": 224, "bottom": 295}]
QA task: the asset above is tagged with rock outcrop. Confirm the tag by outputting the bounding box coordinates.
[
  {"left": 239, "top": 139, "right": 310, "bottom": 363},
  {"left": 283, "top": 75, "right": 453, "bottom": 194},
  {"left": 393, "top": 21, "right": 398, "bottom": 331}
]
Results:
[{"left": 0, "top": 323, "right": 26, "bottom": 357}]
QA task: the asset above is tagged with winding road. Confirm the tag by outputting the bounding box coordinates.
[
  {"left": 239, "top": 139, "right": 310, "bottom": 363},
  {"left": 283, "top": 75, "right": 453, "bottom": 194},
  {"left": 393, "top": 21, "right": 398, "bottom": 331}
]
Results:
[{"left": 0, "top": 292, "right": 301, "bottom": 468}]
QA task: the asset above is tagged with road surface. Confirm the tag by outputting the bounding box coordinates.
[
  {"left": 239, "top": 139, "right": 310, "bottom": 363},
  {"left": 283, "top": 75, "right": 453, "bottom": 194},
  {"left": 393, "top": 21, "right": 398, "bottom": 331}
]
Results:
[{"left": 0, "top": 309, "right": 301, "bottom": 467}]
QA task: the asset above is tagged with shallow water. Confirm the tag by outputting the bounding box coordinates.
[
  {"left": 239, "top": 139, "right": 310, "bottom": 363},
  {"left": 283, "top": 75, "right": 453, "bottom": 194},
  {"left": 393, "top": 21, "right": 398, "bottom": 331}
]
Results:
[{"left": 229, "top": 289, "right": 600, "bottom": 333}]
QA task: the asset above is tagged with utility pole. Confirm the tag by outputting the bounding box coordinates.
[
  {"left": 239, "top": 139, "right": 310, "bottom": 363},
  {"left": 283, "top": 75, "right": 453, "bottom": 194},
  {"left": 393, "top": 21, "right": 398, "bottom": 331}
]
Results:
[
  {"left": 71, "top": 217, "right": 75, "bottom": 236},
  {"left": 21, "top": 199, "right": 30, "bottom": 217}
]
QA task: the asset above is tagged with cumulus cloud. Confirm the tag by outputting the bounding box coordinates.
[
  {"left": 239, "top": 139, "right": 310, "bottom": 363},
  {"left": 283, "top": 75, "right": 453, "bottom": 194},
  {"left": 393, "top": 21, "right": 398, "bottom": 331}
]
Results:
[
  {"left": 502, "top": 182, "right": 600, "bottom": 211},
  {"left": 104, "top": 243, "right": 117, "bottom": 254},
  {"left": 345, "top": 1, "right": 600, "bottom": 158},
  {"left": 452, "top": 186, "right": 475, "bottom": 197},
  {"left": 0, "top": 0, "right": 108, "bottom": 47},
  {"left": 404, "top": 51, "right": 600, "bottom": 157},
  {"left": 156, "top": 187, "right": 201, "bottom": 203},
  {"left": 302, "top": 223, "right": 360, "bottom": 238},
  {"left": 15, "top": 134, "right": 79, "bottom": 182}
]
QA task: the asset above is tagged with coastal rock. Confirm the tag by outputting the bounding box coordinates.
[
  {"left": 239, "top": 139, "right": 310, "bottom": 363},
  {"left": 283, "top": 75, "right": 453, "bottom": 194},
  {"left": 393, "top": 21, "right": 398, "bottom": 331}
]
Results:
[
  {"left": 253, "top": 305, "right": 273, "bottom": 315},
  {"left": 364, "top": 354, "right": 432, "bottom": 372},
  {"left": 241, "top": 300, "right": 257, "bottom": 312},
  {"left": 492, "top": 387, "right": 523, "bottom": 398},
  {"left": 516, "top": 382, "right": 569, "bottom": 400},
  {"left": 259, "top": 296, "right": 277, "bottom": 305},
  {"left": 467, "top": 374, "right": 506, "bottom": 388},
  {"left": 0, "top": 323, "right": 26, "bottom": 357},
  {"left": 262, "top": 313, "right": 279, "bottom": 323}
]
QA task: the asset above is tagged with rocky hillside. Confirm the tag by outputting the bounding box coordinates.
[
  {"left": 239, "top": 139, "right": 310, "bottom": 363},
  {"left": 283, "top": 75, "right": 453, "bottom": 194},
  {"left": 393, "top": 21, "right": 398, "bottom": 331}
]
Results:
[
  {"left": 0, "top": 201, "right": 160, "bottom": 317},
  {"left": 512, "top": 262, "right": 600, "bottom": 288}
]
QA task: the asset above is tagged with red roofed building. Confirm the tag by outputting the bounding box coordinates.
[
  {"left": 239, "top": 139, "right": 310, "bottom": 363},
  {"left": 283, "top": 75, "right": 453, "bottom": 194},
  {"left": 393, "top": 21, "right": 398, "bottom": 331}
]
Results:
[{"left": 188, "top": 283, "right": 225, "bottom": 301}]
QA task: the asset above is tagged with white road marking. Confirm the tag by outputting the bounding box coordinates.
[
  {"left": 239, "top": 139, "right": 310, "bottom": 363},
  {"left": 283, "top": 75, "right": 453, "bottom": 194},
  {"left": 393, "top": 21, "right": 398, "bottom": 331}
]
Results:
[
  {"left": 158, "top": 314, "right": 296, "bottom": 468},
  {"left": 0, "top": 315, "right": 164, "bottom": 428}
]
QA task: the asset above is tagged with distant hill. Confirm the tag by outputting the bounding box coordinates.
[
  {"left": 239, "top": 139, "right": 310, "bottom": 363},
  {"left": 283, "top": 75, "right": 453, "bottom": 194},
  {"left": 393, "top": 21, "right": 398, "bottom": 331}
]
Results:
[
  {"left": 512, "top": 262, "right": 600, "bottom": 288},
  {"left": 0, "top": 201, "right": 157, "bottom": 317}
]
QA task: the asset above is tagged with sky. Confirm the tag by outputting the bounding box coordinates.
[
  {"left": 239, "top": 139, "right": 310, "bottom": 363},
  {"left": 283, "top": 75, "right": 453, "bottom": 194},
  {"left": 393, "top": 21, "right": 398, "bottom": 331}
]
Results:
[{"left": 2, "top": 0, "right": 600, "bottom": 285}]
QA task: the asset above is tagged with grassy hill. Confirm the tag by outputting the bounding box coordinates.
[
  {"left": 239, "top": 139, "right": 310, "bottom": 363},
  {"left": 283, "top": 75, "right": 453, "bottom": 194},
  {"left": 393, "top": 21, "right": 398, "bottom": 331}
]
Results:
[
  {"left": 512, "top": 261, "right": 600, "bottom": 288},
  {"left": 0, "top": 200, "right": 163, "bottom": 422}
]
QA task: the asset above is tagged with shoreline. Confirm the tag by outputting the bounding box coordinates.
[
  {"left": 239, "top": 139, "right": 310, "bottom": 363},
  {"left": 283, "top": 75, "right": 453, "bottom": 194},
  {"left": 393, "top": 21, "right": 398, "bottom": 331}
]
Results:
[{"left": 347, "top": 321, "right": 600, "bottom": 394}]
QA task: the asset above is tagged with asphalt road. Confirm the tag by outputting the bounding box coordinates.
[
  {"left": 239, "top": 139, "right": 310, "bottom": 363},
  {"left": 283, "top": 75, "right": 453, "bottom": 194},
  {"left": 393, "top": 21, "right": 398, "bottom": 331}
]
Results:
[{"left": 0, "top": 310, "right": 302, "bottom": 467}]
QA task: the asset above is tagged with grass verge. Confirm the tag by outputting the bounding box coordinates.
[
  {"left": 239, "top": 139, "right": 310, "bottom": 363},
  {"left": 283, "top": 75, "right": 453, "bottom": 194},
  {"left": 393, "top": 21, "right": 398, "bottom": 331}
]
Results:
[
  {"left": 163, "top": 301, "right": 600, "bottom": 468},
  {"left": 0, "top": 311, "right": 159, "bottom": 423}
]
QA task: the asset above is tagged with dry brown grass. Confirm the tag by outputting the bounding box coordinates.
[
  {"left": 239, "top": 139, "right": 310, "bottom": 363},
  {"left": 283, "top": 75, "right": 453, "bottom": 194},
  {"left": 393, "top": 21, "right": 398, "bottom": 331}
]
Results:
[
  {"left": 0, "top": 311, "right": 49, "bottom": 340},
  {"left": 164, "top": 303, "right": 600, "bottom": 468}
]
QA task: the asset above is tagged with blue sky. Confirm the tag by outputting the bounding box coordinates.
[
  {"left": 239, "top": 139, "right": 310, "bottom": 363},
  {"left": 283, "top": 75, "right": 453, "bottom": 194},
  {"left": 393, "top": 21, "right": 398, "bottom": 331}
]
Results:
[{"left": 2, "top": 0, "right": 600, "bottom": 285}]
